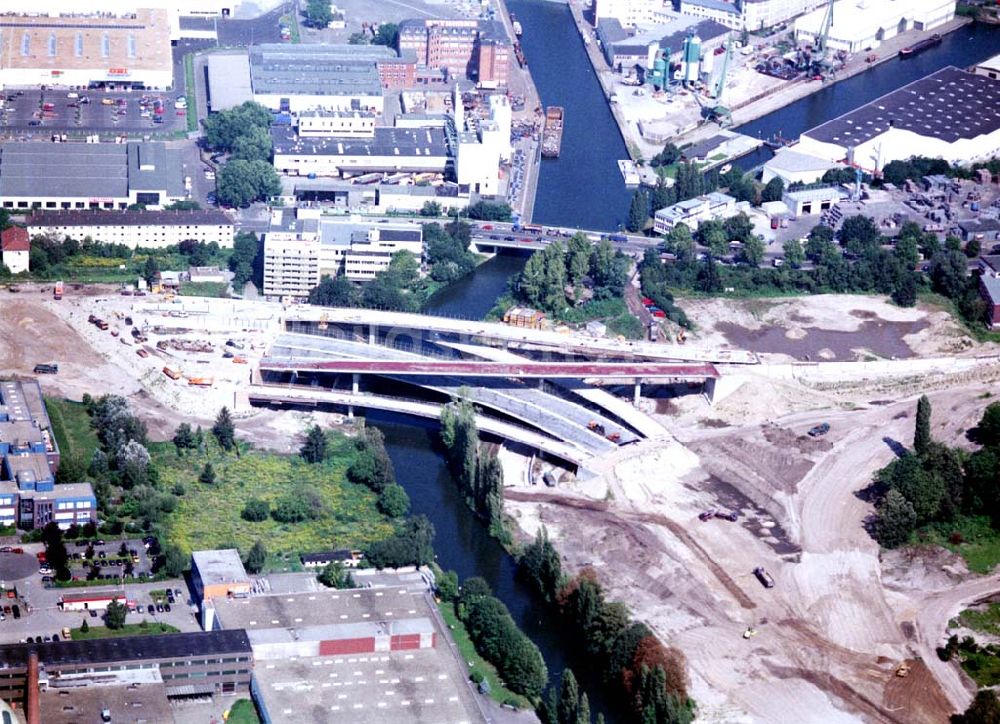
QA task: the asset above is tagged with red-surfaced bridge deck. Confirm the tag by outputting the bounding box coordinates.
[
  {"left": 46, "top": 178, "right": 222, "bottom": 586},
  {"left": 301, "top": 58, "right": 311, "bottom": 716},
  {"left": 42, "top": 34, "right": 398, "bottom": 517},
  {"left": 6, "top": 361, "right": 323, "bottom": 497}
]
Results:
[{"left": 260, "top": 358, "right": 720, "bottom": 380}]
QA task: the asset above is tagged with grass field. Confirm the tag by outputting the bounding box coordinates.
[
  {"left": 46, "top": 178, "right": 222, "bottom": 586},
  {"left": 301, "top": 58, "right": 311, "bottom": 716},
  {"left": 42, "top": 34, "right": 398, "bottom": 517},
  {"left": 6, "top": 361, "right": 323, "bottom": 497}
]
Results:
[
  {"left": 227, "top": 699, "right": 260, "bottom": 724},
  {"left": 437, "top": 600, "right": 532, "bottom": 709},
  {"left": 179, "top": 282, "right": 229, "bottom": 298},
  {"left": 70, "top": 622, "right": 178, "bottom": 640},
  {"left": 155, "top": 435, "right": 394, "bottom": 559},
  {"left": 924, "top": 516, "right": 1000, "bottom": 574},
  {"left": 45, "top": 398, "right": 99, "bottom": 470},
  {"left": 958, "top": 604, "right": 1000, "bottom": 637}
]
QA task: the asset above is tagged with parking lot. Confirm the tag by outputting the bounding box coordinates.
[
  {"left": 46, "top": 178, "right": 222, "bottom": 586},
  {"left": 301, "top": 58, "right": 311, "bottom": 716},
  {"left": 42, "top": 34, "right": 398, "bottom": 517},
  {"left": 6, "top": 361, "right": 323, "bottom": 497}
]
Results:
[{"left": 0, "top": 89, "right": 189, "bottom": 137}]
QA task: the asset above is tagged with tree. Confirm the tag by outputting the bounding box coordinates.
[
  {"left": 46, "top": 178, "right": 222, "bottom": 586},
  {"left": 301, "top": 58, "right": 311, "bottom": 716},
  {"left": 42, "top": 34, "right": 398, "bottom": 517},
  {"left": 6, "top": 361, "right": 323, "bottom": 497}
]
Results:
[
  {"left": 80, "top": 619, "right": 90, "bottom": 633},
  {"left": 229, "top": 231, "right": 260, "bottom": 288},
  {"left": 142, "top": 256, "right": 160, "bottom": 286},
  {"left": 172, "top": 423, "right": 194, "bottom": 454},
  {"left": 875, "top": 489, "right": 917, "bottom": 548},
  {"left": 891, "top": 271, "right": 917, "bottom": 308},
  {"left": 839, "top": 215, "right": 882, "bottom": 254},
  {"left": 104, "top": 599, "right": 127, "bottom": 630},
  {"left": 162, "top": 544, "right": 188, "bottom": 577},
  {"left": 230, "top": 125, "right": 272, "bottom": 162},
  {"left": 318, "top": 560, "right": 356, "bottom": 589},
  {"left": 627, "top": 190, "right": 649, "bottom": 233},
  {"left": 304, "top": 0, "right": 333, "bottom": 27},
  {"left": 309, "top": 274, "right": 358, "bottom": 307},
  {"left": 914, "top": 395, "right": 932, "bottom": 457},
  {"left": 650, "top": 178, "right": 674, "bottom": 212},
  {"left": 739, "top": 235, "right": 764, "bottom": 267},
  {"left": 966, "top": 238, "right": 982, "bottom": 259},
  {"left": 420, "top": 200, "right": 442, "bottom": 217},
  {"left": 216, "top": 159, "right": 281, "bottom": 207},
  {"left": 566, "top": 233, "right": 591, "bottom": 288},
  {"left": 466, "top": 201, "right": 513, "bottom": 222},
  {"left": 519, "top": 527, "right": 562, "bottom": 602},
  {"left": 436, "top": 570, "right": 459, "bottom": 602},
  {"left": 199, "top": 461, "right": 216, "bottom": 485},
  {"left": 952, "top": 689, "right": 1000, "bottom": 724},
  {"left": 975, "top": 403, "right": 1000, "bottom": 448},
  {"left": 698, "top": 220, "right": 729, "bottom": 258},
  {"left": 202, "top": 101, "right": 273, "bottom": 152},
  {"left": 761, "top": 177, "right": 784, "bottom": 203},
  {"left": 241, "top": 498, "right": 270, "bottom": 522},
  {"left": 880, "top": 453, "right": 944, "bottom": 524},
  {"left": 377, "top": 484, "right": 411, "bottom": 518},
  {"left": 894, "top": 235, "right": 919, "bottom": 269},
  {"left": 373, "top": 22, "right": 399, "bottom": 47},
  {"left": 301, "top": 425, "right": 328, "bottom": 463},
  {"left": 783, "top": 237, "right": 805, "bottom": 268},
  {"left": 244, "top": 540, "right": 267, "bottom": 574},
  {"left": 42, "top": 522, "right": 71, "bottom": 581},
  {"left": 557, "top": 669, "right": 580, "bottom": 724},
  {"left": 212, "top": 407, "right": 236, "bottom": 452}
]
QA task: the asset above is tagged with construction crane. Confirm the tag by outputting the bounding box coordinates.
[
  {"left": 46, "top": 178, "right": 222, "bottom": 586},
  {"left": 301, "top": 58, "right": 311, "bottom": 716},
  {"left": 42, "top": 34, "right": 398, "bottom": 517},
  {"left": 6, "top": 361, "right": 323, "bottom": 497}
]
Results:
[
  {"left": 815, "top": 0, "right": 836, "bottom": 71},
  {"left": 712, "top": 36, "right": 732, "bottom": 101}
]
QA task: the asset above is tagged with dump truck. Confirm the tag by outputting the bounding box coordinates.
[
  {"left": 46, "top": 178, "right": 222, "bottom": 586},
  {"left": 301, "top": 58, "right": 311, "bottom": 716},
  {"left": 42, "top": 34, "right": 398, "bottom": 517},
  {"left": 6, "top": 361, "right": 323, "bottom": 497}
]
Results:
[
  {"left": 33, "top": 363, "right": 58, "bottom": 374},
  {"left": 752, "top": 567, "right": 775, "bottom": 589},
  {"left": 162, "top": 366, "right": 181, "bottom": 380},
  {"left": 53, "top": 281, "right": 63, "bottom": 300},
  {"left": 187, "top": 377, "right": 214, "bottom": 387}
]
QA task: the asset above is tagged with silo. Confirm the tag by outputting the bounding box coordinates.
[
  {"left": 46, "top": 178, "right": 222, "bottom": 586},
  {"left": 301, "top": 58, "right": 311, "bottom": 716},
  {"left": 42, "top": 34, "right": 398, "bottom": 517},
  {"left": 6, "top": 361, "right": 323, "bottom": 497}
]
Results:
[{"left": 682, "top": 33, "right": 701, "bottom": 84}]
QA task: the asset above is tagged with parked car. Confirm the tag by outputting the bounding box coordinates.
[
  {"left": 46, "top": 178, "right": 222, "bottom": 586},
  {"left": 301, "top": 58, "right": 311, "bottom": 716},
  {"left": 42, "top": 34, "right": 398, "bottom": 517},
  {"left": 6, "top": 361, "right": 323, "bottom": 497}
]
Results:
[{"left": 147, "top": 604, "right": 155, "bottom": 614}]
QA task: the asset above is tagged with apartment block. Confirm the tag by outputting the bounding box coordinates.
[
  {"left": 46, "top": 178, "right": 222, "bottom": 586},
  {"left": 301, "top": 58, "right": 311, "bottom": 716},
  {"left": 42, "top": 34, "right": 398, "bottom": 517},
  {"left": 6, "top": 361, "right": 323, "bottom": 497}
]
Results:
[
  {"left": 27, "top": 209, "right": 235, "bottom": 250},
  {"left": 653, "top": 191, "right": 737, "bottom": 234},
  {"left": 399, "top": 18, "right": 511, "bottom": 86}
]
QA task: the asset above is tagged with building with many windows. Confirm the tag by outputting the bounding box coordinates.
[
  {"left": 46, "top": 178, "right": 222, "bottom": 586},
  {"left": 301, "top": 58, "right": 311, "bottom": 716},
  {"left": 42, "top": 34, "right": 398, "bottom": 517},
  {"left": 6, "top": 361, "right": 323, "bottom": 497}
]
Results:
[
  {"left": 678, "top": 0, "right": 742, "bottom": 29},
  {"left": 399, "top": 18, "right": 511, "bottom": 87},
  {"left": 263, "top": 208, "right": 423, "bottom": 299},
  {"left": 27, "top": 209, "right": 235, "bottom": 249},
  {"left": 0, "top": 8, "right": 173, "bottom": 89},
  {"left": 653, "top": 191, "right": 737, "bottom": 233}
]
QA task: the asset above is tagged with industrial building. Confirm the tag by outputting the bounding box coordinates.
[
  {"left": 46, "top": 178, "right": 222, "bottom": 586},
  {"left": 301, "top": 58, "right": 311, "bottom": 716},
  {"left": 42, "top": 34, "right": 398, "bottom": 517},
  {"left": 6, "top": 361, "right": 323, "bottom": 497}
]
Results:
[
  {"left": 653, "top": 191, "right": 737, "bottom": 233},
  {"left": 761, "top": 147, "right": 840, "bottom": 185},
  {"left": 596, "top": 16, "right": 728, "bottom": 72},
  {"left": 796, "top": 67, "right": 1000, "bottom": 173},
  {"left": 295, "top": 110, "right": 378, "bottom": 138},
  {"left": 282, "top": 176, "right": 470, "bottom": 215},
  {"left": 206, "top": 53, "right": 254, "bottom": 112},
  {"left": 206, "top": 583, "right": 481, "bottom": 723},
  {"left": 191, "top": 548, "right": 251, "bottom": 605},
  {"left": 263, "top": 208, "right": 424, "bottom": 298},
  {"left": 0, "top": 8, "right": 173, "bottom": 89},
  {"left": 794, "top": 0, "right": 955, "bottom": 54},
  {"left": 595, "top": 0, "right": 672, "bottom": 28},
  {"left": 0, "top": 226, "right": 30, "bottom": 274},
  {"left": 244, "top": 44, "right": 415, "bottom": 114},
  {"left": 27, "top": 209, "right": 235, "bottom": 250},
  {"left": 270, "top": 125, "right": 450, "bottom": 178},
  {"left": 980, "top": 256, "right": 1000, "bottom": 328},
  {"left": 741, "top": 0, "right": 829, "bottom": 31},
  {"left": 0, "top": 631, "right": 253, "bottom": 719},
  {"left": 0, "top": 141, "right": 188, "bottom": 211},
  {"left": 974, "top": 52, "right": 1000, "bottom": 81},
  {"left": 781, "top": 185, "right": 847, "bottom": 216},
  {"left": 678, "top": 0, "right": 741, "bottom": 30},
  {"left": 399, "top": 18, "right": 511, "bottom": 87}
]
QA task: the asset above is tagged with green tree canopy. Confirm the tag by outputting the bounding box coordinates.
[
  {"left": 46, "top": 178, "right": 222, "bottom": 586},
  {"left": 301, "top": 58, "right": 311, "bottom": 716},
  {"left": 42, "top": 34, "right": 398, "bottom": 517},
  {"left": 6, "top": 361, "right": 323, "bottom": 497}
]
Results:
[
  {"left": 212, "top": 406, "right": 236, "bottom": 452},
  {"left": 244, "top": 540, "right": 267, "bottom": 573},
  {"left": 377, "top": 484, "right": 411, "bottom": 518},
  {"left": 104, "top": 599, "right": 128, "bottom": 630},
  {"left": 301, "top": 425, "right": 328, "bottom": 463}
]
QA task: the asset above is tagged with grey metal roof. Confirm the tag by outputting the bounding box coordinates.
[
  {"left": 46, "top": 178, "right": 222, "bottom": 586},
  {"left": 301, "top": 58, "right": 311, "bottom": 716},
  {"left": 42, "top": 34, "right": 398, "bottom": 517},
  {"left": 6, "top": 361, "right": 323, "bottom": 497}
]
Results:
[
  {"left": 982, "top": 273, "right": 1000, "bottom": 304},
  {"left": 249, "top": 43, "right": 386, "bottom": 97},
  {"left": 0, "top": 630, "right": 251, "bottom": 669},
  {"left": 681, "top": 0, "right": 740, "bottom": 14},
  {"left": 272, "top": 126, "right": 449, "bottom": 158},
  {"left": 128, "top": 143, "right": 185, "bottom": 197},
  {"left": 192, "top": 548, "right": 248, "bottom": 586},
  {"left": 0, "top": 143, "right": 127, "bottom": 199},
  {"left": 960, "top": 218, "right": 1000, "bottom": 232},
  {"left": 208, "top": 54, "right": 253, "bottom": 112},
  {"left": 804, "top": 67, "right": 1000, "bottom": 147},
  {"left": 30, "top": 209, "right": 232, "bottom": 228}
]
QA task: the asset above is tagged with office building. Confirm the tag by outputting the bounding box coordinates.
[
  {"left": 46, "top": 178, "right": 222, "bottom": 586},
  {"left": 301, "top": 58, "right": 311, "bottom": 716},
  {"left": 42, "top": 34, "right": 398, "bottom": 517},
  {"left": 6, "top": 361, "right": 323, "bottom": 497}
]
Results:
[
  {"left": 595, "top": 0, "right": 668, "bottom": 28},
  {"left": 27, "top": 209, "right": 235, "bottom": 250},
  {"left": 264, "top": 209, "right": 424, "bottom": 298},
  {"left": 191, "top": 549, "right": 251, "bottom": 605},
  {"left": 653, "top": 191, "right": 737, "bottom": 233},
  {"left": 399, "top": 18, "right": 511, "bottom": 87},
  {"left": 797, "top": 67, "right": 1000, "bottom": 173},
  {"left": 678, "top": 0, "right": 741, "bottom": 29},
  {"left": 0, "top": 8, "right": 173, "bottom": 89},
  {"left": 741, "top": 0, "right": 829, "bottom": 31},
  {"left": 0, "top": 141, "right": 188, "bottom": 211}
]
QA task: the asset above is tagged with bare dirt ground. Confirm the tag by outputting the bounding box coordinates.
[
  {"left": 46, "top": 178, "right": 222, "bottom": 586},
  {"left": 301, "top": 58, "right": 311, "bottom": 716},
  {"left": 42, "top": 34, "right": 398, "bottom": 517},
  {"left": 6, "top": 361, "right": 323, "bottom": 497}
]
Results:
[
  {"left": 505, "top": 373, "right": 1000, "bottom": 723},
  {"left": 679, "top": 295, "right": 978, "bottom": 362}
]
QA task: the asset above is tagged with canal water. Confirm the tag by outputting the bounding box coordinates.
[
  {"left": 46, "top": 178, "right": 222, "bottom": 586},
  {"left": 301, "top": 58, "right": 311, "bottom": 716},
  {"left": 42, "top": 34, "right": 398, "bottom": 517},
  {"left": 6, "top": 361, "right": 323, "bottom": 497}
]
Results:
[
  {"left": 424, "top": 253, "right": 528, "bottom": 319},
  {"left": 508, "top": 0, "right": 634, "bottom": 231}
]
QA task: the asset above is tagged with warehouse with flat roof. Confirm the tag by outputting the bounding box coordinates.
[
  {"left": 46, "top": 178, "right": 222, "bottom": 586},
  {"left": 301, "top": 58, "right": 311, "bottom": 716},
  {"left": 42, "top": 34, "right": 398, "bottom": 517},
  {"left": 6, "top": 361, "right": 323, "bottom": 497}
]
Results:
[
  {"left": 0, "top": 141, "right": 187, "bottom": 210},
  {"left": 0, "top": 8, "right": 173, "bottom": 89},
  {"left": 794, "top": 0, "right": 954, "bottom": 53},
  {"left": 206, "top": 53, "right": 254, "bottom": 111},
  {"left": 797, "top": 67, "right": 1000, "bottom": 172}
]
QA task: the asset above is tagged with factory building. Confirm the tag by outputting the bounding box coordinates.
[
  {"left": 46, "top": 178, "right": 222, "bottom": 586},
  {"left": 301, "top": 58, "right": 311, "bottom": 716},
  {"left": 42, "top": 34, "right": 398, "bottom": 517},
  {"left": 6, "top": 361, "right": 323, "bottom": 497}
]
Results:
[
  {"left": 27, "top": 209, "right": 235, "bottom": 249},
  {"left": 295, "top": 110, "right": 377, "bottom": 138},
  {"left": 796, "top": 67, "right": 1000, "bottom": 173},
  {"left": 741, "top": 0, "right": 829, "bottom": 30},
  {"left": 974, "top": 53, "right": 1000, "bottom": 80},
  {"left": 282, "top": 177, "right": 470, "bottom": 215},
  {"left": 271, "top": 125, "right": 450, "bottom": 178},
  {"left": 399, "top": 18, "right": 511, "bottom": 87},
  {"left": 0, "top": 141, "right": 188, "bottom": 211},
  {"left": 263, "top": 208, "right": 424, "bottom": 298},
  {"left": 595, "top": 0, "right": 671, "bottom": 28},
  {"left": 191, "top": 549, "right": 251, "bottom": 606},
  {"left": 0, "top": 8, "right": 173, "bottom": 89},
  {"left": 596, "top": 16, "right": 728, "bottom": 73},
  {"left": 794, "top": 0, "right": 955, "bottom": 54},
  {"left": 248, "top": 44, "right": 389, "bottom": 114},
  {"left": 1, "top": 226, "right": 30, "bottom": 274},
  {"left": 761, "top": 147, "right": 841, "bottom": 185}
]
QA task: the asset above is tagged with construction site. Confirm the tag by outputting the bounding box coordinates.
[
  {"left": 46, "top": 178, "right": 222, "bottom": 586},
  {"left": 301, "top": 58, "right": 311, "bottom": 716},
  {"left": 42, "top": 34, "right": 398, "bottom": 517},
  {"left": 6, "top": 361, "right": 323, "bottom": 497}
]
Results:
[{"left": 4, "top": 282, "right": 1000, "bottom": 721}]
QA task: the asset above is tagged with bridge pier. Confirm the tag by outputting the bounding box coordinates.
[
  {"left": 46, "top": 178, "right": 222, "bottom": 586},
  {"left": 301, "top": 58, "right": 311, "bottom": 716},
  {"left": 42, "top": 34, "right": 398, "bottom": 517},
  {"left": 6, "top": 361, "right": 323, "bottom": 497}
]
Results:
[
  {"left": 369, "top": 325, "right": 377, "bottom": 345},
  {"left": 634, "top": 382, "right": 641, "bottom": 406},
  {"left": 352, "top": 373, "right": 360, "bottom": 394}
]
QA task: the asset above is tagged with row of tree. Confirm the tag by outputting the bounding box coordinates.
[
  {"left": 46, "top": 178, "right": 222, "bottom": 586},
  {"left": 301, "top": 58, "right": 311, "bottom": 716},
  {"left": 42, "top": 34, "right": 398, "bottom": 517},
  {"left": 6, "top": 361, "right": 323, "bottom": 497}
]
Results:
[
  {"left": 874, "top": 396, "right": 1000, "bottom": 547},
  {"left": 443, "top": 576, "right": 548, "bottom": 698},
  {"left": 308, "top": 251, "right": 426, "bottom": 312},
  {"left": 440, "top": 399, "right": 505, "bottom": 540},
  {"left": 520, "top": 530, "right": 694, "bottom": 723},
  {"left": 346, "top": 427, "right": 410, "bottom": 517}
]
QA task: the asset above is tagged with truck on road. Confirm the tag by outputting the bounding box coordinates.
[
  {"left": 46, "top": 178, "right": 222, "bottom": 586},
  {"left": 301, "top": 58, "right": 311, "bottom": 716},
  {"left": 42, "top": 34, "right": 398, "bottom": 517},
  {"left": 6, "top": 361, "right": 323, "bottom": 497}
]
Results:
[
  {"left": 807, "top": 423, "right": 830, "bottom": 437},
  {"left": 753, "top": 566, "right": 775, "bottom": 589}
]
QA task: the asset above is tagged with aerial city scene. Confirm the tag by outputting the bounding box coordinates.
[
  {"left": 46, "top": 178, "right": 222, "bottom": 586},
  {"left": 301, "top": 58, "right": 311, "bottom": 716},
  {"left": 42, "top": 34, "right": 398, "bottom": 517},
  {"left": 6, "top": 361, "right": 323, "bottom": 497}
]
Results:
[{"left": 2, "top": 0, "right": 1000, "bottom": 722}]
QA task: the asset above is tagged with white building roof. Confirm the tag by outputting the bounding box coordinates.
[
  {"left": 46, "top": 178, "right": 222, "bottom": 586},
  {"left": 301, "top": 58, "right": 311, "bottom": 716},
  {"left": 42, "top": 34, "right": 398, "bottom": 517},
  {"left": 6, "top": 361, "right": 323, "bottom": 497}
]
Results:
[{"left": 795, "top": 0, "right": 949, "bottom": 43}]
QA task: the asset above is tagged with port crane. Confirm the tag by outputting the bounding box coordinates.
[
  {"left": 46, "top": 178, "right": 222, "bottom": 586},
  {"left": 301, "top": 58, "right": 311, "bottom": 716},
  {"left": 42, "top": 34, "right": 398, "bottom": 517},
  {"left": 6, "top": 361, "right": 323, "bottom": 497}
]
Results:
[
  {"left": 814, "top": 0, "right": 836, "bottom": 73},
  {"left": 708, "top": 36, "right": 733, "bottom": 126}
]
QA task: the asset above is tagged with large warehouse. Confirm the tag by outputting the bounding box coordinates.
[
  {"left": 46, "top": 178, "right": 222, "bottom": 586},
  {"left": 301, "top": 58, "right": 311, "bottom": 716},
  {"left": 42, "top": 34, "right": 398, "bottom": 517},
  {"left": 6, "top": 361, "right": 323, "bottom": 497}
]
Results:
[
  {"left": 795, "top": 67, "right": 1000, "bottom": 172},
  {"left": 0, "top": 141, "right": 188, "bottom": 210},
  {"left": 794, "top": 0, "right": 954, "bottom": 53},
  {"left": 0, "top": 8, "right": 173, "bottom": 89}
]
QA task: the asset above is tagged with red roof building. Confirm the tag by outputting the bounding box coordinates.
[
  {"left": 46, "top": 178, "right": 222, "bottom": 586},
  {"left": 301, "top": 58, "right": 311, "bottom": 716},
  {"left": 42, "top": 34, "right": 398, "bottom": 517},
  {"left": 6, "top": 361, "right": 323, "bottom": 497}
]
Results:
[{"left": 0, "top": 226, "right": 29, "bottom": 253}]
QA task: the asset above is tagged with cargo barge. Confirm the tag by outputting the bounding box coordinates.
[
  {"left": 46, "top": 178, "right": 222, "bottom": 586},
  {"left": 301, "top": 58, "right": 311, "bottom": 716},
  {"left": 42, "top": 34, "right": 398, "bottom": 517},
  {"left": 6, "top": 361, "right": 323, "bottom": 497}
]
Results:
[
  {"left": 510, "top": 12, "right": 523, "bottom": 37},
  {"left": 541, "top": 106, "right": 564, "bottom": 159},
  {"left": 899, "top": 34, "right": 941, "bottom": 57}
]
